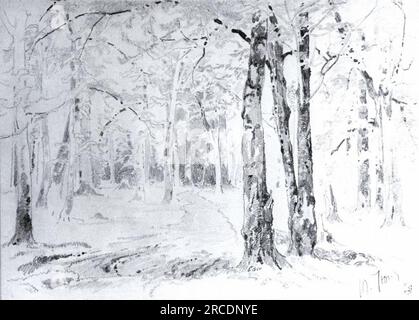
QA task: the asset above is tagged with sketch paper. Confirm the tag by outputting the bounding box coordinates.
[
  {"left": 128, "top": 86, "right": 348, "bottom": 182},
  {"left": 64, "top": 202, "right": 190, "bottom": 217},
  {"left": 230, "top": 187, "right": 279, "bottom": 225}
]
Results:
[{"left": 0, "top": 0, "right": 418, "bottom": 300}]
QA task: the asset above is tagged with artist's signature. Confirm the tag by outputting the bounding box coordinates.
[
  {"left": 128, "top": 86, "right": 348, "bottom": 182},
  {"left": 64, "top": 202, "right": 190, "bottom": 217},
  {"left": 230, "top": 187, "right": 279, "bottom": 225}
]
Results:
[{"left": 359, "top": 270, "right": 413, "bottom": 298}]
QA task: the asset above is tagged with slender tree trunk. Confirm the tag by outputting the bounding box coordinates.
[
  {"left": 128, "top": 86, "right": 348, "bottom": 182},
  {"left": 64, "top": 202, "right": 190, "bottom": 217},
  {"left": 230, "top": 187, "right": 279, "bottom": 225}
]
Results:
[
  {"left": 185, "top": 135, "right": 192, "bottom": 185},
  {"left": 382, "top": 149, "right": 403, "bottom": 226},
  {"left": 357, "top": 77, "right": 371, "bottom": 210},
  {"left": 375, "top": 99, "right": 385, "bottom": 211},
  {"left": 327, "top": 184, "right": 341, "bottom": 222},
  {"left": 292, "top": 11, "right": 317, "bottom": 256},
  {"left": 75, "top": 100, "right": 97, "bottom": 195},
  {"left": 266, "top": 38, "right": 299, "bottom": 246},
  {"left": 143, "top": 132, "right": 150, "bottom": 197},
  {"left": 239, "top": 14, "right": 286, "bottom": 270},
  {"left": 162, "top": 57, "right": 182, "bottom": 203},
  {"left": 173, "top": 130, "right": 181, "bottom": 187},
  {"left": 211, "top": 128, "right": 223, "bottom": 194},
  {"left": 108, "top": 132, "right": 116, "bottom": 184},
  {"left": 36, "top": 116, "right": 51, "bottom": 208},
  {"left": 10, "top": 141, "right": 17, "bottom": 188}
]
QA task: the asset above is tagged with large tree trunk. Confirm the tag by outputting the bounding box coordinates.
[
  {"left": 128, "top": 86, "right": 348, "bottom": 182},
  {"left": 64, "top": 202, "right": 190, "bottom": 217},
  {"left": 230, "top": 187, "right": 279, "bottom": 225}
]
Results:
[
  {"left": 266, "top": 38, "right": 299, "bottom": 245},
  {"left": 9, "top": 129, "right": 35, "bottom": 245},
  {"left": 357, "top": 77, "right": 371, "bottom": 210},
  {"left": 239, "top": 15, "right": 286, "bottom": 270},
  {"left": 58, "top": 14, "right": 77, "bottom": 220},
  {"left": 9, "top": 16, "right": 34, "bottom": 245},
  {"left": 292, "top": 11, "right": 317, "bottom": 256},
  {"left": 58, "top": 105, "right": 75, "bottom": 221},
  {"left": 162, "top": 57, "right": 182, "bottom": 203}
]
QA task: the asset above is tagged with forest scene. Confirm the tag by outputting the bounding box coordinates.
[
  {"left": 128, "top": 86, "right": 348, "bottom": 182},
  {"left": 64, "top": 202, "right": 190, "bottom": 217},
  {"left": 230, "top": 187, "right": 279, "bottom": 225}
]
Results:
[{"left": 0, "top": 0, "right": 418, "bottom": 299}]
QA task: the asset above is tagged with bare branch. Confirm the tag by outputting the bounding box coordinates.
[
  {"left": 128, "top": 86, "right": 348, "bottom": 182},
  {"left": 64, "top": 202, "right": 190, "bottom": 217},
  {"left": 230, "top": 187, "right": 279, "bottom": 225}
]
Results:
[
  {"left": 231, "top": 28, "right": 251, "bottom": 43},
  {"left": 79, "top": 15, "right": 105, "bottom": 59},
  {"left": 330, "top": 138, "right": 346, "bottom": 155},
  {"left": 29, "top": 22, "right": 67, "bottom": 54},
  {"left": 89, "top": 87, "right": 122, "bottom": 103},
  {"left": 39, "top": 3, "right": 56, "bottom": 22},
  {"left": 74, "top": 10, "right": 131, "bottom": 19}
]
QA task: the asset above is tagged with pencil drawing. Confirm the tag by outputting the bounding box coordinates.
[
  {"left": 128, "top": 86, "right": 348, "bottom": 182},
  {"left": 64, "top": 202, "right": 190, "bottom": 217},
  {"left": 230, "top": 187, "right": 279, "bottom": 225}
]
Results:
[{"left": 0, "top": 0, "right": 418, "bottom": 299}]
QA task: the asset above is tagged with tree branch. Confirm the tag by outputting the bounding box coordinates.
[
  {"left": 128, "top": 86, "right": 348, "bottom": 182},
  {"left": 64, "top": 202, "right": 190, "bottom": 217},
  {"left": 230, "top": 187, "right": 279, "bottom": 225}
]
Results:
[
  {"left": 231, "top": 28, "right": 251, "bottom": 43},
  {"left": 79, "top": 15, "right": 105, "bottom": 59},
  {"left": 29, "top": 22, "right": 67, "bottom": 54},
  {"left": 74, "top": 10, "right": 131, "bottom": 19},
  {"left": 330, "top": 138, "right": 346, "bottom": 155}
]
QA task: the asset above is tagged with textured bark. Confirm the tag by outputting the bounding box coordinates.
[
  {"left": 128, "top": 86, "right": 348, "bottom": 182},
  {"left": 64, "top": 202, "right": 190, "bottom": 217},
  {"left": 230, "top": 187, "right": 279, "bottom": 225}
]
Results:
[
  {"left": 9, "top": 130, "right": 34, "bottom": 245},
  {"left": 59, "top": 106, "right": 75, "bottom": 221},
  {"left": 360, "top": 68, "right": 384, "bottom": 213},
  {"left": 292, "top": 11, "right": 317, "bottom": 256},
  {"left": 357, "top": 78, "right": 371, "bottom": 209},
  {"left": 9, "top": 17, "right": 34, "bottom": 245},
  {"left": 239, "top": 15, "right": 287, "bottom": 270},
  {"left": 267, "top": 39, "right": 298, "bottom": 243},
  {"left": 36, "top": 116, "right": 51, "bottom": 208},
  {"left": 52, "top": 112, "right": 70, "bottom": 186},
  {"left": 58, "top": 14, "right": 77, "bottom": 220}
]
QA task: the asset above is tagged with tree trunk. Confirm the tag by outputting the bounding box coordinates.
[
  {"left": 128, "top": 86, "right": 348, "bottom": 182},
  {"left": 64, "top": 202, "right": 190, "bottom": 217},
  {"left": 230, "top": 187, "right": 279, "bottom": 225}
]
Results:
[
  {"left": 327, "top": 184, "right": 341, "bottom": 222},
  {"left": 58, "top": 14, "right": 77, "bottom": 220},
  {"left": 292, "top": 11, "right": 317, "bottom": 256},
  {"left": 9, "top": 128, "right": 34, "bottom": 245},
  {"left": 108, "top": 132, "right": 116, "bottom": 184},
  {"left": 239, "top": 14, "right": 286, "bottom": 270},
  {"left": 9, "top": 16, "right": 34, "bottom": 245},
  {"left": 357, "top": 77, "right": 371, "bottom": 210},
  {"left": 185, "top": 135, "right": 192, "bottom": 185},
  {"left": 75, "top": 100, "right": 98, "bottom": 196},
  {"left": 383, "top": 150, "right": 404, "bottom": 226},
  {"left": 36, "top": 116, "right": 51, "bottom": 208},
  {"left": 215, "top": 117, "right": 224, "bottom": 193},
  {"left": 266, "top": 38, "right": 299, "bottom": 245},
  {"left": 58, "top": 105, "right": 75, "bottom": 221},
  {"left": 10, "top": 141, "right": 17, "bottom": 188},
  {"left": 162, "top": 57, "right": 182, "bottom": 203},
  {"left": 173, "top": 129, "right": 181, "bottom": 187},
  {"left": 143, "top": 132, "right": 150, "bottom": 198},
  {"left": 375, "top": 99, "right": 385, "bottom": 211}
]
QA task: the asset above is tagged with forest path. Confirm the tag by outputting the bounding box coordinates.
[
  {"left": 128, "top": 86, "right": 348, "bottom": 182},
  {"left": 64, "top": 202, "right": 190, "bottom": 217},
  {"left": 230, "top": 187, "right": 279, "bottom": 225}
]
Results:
[{"left": 2, "top": 187, "right": 243, "bottom": 298}]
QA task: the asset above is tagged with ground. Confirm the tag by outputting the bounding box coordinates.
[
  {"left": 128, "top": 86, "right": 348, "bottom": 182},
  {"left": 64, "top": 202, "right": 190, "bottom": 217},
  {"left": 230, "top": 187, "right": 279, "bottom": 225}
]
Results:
[{"left": 1, "top": 184, "right": 417, "bottom": 299}]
